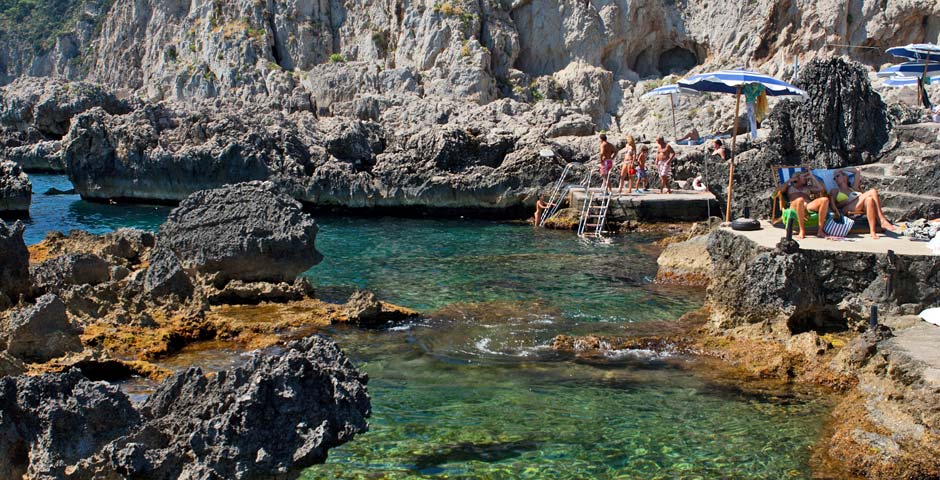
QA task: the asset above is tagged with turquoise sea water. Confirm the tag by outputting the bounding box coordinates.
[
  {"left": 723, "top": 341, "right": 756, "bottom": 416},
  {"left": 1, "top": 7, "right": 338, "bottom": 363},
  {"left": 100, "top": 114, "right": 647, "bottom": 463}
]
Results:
[{"left": 18, "top": 175, "right": 832, "bottom": 479}]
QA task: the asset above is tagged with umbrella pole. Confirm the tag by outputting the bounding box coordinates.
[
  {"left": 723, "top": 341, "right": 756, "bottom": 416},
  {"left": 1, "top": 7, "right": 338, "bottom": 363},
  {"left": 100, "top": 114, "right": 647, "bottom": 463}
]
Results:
[
  {"left": 671, "top": 101, "right": 677, "bottom": 140},
  {"left": 922, "top": 53, "right": 932, "bottom": 106},
  {"left": 726, "top": 87, "right": 742, "bottom": 222}
]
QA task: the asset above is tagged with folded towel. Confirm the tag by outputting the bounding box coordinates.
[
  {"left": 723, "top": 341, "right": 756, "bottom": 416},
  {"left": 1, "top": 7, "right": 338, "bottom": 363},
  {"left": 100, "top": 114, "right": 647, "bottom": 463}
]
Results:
[{"left": 920, "top": 307, "right": 940, "bottom": 326}]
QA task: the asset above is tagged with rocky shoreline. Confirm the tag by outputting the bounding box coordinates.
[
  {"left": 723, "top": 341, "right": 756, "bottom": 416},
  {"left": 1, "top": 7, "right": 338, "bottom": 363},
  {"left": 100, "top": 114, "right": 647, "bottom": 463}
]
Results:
[
  {"left": 0, "top": 181, "right": 420, "bottom": 477},
  {"left": 560, "top": 221, "right": 940, "bottom": 478}
]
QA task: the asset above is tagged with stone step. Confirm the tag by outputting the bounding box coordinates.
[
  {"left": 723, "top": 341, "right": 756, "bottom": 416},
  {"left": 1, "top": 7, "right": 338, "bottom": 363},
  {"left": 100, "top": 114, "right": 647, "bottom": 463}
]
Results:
[
  {"left": 857, "top": 163, "right": 896, "bottom": 177},
  {"left": 892, "top": 123, "right": 940, "bottom": 145}
]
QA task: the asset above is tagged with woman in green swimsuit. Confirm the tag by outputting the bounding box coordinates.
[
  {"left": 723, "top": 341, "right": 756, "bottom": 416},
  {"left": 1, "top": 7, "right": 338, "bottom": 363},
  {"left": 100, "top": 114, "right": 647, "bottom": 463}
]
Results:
[{"left": 829, "top": 168, "right": 897, "bottom": 239}]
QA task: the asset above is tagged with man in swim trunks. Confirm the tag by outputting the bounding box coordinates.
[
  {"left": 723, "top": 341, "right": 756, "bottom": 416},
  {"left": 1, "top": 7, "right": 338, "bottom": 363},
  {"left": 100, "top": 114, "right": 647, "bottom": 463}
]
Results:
[
  {"left": 779, "top": 172, "right": 829, "bottom": 239},
  {"left": 655, "top": 137, "right": 675, "bottom": 193},
  {"left": 598, "top": 134, "right": 617, "bottom": 193}
]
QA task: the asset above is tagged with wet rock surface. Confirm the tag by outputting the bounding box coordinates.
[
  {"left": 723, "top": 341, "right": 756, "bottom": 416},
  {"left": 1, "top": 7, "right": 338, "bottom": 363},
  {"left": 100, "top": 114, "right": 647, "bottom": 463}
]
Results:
[
  {"left": 340, "top": 290, "right": 420, "bottom": 328},
  {"left": 0, "top": 336, "right": 370, "bottom": 480},
  {"left": 0, "top": 160, "right": 31, "bottom": 214}
]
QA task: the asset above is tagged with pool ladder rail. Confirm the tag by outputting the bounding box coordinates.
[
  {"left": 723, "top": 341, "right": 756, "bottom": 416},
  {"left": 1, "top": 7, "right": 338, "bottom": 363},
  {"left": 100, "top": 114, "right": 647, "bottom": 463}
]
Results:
[
  {"left": 538, "top": 161, "right": 591, "bottom": 228},
  {"left": 577, "top": 173, "right": 614, "bottom": 238}
]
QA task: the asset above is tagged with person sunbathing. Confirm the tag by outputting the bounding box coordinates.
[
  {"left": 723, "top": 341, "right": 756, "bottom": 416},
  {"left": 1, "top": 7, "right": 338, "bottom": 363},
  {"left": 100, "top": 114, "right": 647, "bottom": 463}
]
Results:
[
  {"left": 676, "top": 127, "right": 700, "bottom": 143},
  {"left": 829, "top": 168, "right": 896, "bottom": 239},
  {"left": 780, "top": 172, "right": 829, "bottom": 239}
]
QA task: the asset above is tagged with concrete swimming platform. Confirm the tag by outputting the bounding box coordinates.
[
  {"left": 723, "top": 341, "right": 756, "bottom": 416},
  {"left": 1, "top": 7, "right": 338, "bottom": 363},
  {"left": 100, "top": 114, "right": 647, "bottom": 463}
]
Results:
[
  {"left": 724, "top": 221, "right": 937, "bottom": 257},
  {"left": 568, "top": 187, "right": 719, "bottom": 222}
]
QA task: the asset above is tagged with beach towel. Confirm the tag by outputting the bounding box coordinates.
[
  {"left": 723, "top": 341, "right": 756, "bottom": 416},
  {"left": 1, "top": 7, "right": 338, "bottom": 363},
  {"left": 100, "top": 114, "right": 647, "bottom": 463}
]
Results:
[
  {"left": 920, "top": 307, "right": 940, "bottom": 326},
  {"left": 781, "top": 208, "right": 819, "bottom": 228},
  {"left": 776, "top": 167, "right": 807, "bottom": 185},
  {"left": 812, "top": 169, "right": 856, "bottom": 193},
  {"left": 824, "top": 215, "right": 855, "bottom": 238},
  {"left": 929, "top": 234, "right": 940, "bottom": 255}
]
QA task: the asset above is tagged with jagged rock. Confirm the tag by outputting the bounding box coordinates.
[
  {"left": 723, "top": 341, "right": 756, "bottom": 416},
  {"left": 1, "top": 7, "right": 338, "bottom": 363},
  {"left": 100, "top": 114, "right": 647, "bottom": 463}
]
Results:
[
  {"left": 0, "top": 369, "right": 140, "bottom": 479},
  {"left": 769, "top": 57, "right": 888, "bottom": 168},
  {"left": 2, "top": 294, "right": 82, "bottom": 362},
  {"left": 142, "top": 247, "right": 193, "bottom": 302},
  {"left": 0, "top": 160, "right": 31, "bottom": 214},
  {"left": 73, "top": 335, "right": 370, "bottom": 479},
  {"left": 0, "top": 352, "right": 25, "bottom": 377},
  {"left": 705, "top": 228, "right": 940, "bottom": 333},
  {"left": 158, "top": 182, "right": 322, "bottom": 286},
  {"left": 34, "top": 229, "right": 156, "bottom": 267},
  {"left": 340, "top": 290, "right": 419, "bottom": 328},
  {"left": 0, "top": 220, "right": 30, "bottom": 308},
  {"left": 63, "top": 94, "right": 585, "bottom": 211},
  {"left": 31, "top": 253, "right": 112, "bottom": 293}
]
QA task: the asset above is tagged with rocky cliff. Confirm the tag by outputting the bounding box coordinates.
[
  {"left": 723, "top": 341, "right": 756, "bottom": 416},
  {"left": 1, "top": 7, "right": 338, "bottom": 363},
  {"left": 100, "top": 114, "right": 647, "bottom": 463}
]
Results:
[{"left": 2, "top": 0, "right": 939, "bottom": 130}]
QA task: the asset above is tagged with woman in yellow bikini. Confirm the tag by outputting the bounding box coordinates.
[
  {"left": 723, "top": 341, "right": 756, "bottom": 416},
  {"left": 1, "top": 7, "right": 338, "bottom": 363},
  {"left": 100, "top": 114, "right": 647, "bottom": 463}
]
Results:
[{"left": 829, "top": 168, "right": 897, "bottom": 239}]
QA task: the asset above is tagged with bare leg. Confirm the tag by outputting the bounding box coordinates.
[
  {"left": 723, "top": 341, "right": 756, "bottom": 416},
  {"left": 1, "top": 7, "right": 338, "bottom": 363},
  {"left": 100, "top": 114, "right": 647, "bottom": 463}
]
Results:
[
  {"left": 664, "top": 177, "right": 672, "bottom": 194},
  {"left": 810, "top": 197, "right": 828, "bottom": 239},
  {"left": 793, "top": 198, "right": 807, "bottom": 239},
  {"left": 865, "top": 197, "right": 878, "bottom": 239},
  {"left": 866, "top": 189, "right": 896, "bottom": 231}
]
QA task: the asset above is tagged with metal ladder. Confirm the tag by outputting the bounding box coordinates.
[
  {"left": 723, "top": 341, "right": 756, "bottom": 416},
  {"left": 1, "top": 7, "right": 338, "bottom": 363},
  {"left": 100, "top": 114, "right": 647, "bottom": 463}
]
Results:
[
  {"left": 577, "top": 168, "right": 615, "bottom": 237},
  {"left": 538, "top": 162, "right": 590, "bottom": 228}
]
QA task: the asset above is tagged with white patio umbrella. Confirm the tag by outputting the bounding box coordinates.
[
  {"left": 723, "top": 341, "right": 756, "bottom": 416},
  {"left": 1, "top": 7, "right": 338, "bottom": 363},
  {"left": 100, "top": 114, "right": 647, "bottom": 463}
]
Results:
[
  {"left": 678, "top": 70, "right": 808, "bottom": 221},
  {"left": 640, "top": 84, "right": 702, "bottom": 139}
]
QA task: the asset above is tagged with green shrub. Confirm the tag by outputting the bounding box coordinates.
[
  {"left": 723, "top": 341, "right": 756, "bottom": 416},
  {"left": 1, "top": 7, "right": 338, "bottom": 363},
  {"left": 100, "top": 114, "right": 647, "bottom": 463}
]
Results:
[
  {"left": 329, "top": 53, "right": 346, "bottom": 63},
  {"left": 0, "top": 0, "right": 115, "bottom": 51}
]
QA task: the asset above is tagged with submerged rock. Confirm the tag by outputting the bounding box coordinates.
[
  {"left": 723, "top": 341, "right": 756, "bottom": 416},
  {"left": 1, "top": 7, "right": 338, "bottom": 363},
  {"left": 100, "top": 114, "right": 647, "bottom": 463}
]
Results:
[
  {"left": 2, "top": 294, "right": 83, "bottom": 362},
  {"left": 0, "top": 160, "right": 31, "bottom": 215},
  {"left": 340, "top": 290, "right": 420, "bottom": 328},
  {"left": 0, "top": 220, "right": 30, "bottom": 308},
  {"left": 158, "top": 181, "right": 323, "bottom": 287}
]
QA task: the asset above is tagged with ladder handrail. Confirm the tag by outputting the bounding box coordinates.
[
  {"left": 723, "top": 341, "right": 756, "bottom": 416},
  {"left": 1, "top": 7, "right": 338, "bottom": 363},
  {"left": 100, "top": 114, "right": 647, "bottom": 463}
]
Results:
[
  {"left": 578, "top": 166, "right": 617, "bottom": 237},
  {"left": 539, "top": 162, "right": 581, "bottom": 227}
]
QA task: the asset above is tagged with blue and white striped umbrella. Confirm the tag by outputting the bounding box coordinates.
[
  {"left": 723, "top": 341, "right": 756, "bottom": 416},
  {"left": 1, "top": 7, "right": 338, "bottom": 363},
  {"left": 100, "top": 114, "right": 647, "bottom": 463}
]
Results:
[
  {"left": 883, "top": 75, "right": 940, "bottom": 88},
  {"left": 640, "top": 84, "right": 703, "bottom": 99},
  {"left": 640, "top": 84, "right": 702, "bottom": 139},
  {"left": 886, "top": 43, "right": 940, "bottom": 61},
  {"left": 678, "top": 69, "right": 808, "bottom": 97},
  {"left": 877, "top": 62, "right": 940, "bottom": 79}
]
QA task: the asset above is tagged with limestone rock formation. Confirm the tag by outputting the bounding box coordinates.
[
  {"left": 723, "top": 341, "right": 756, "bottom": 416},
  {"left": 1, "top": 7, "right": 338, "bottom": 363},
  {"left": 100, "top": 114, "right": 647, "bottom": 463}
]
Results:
[
  {"left": 0, "top": 220, "right": 30, "bottom": 308},
  {"left": 0, "top": 335, "right": 370, "bottom": 479},
  {"left": 0, "top": 369, "right": 139, "bottom": 480},
  {"left": 0, "top": 160, "right": 31, "bottom": 214},
  {"left": 341, "top": 290, "right": 420, "bottom": 328},
  {"left": 157, "top": 182, "right": 323, "bottom": 287},
  {"left": 769, "top": 57, "right": 888, "bottom": 168},
  {"left": 705, "top": 228, "right": 940, "bottom": 333},
  {"left": 2, "top": 294, "right": 82, "bottom": 362},
  {"left": 31, "top": 253, "right": 112, "bottom": 293},
  {"left": 655, "top": 235, "right": 711, "bottom": 287},
  {"left": 0, "top": 77, "right": 132, "bottom": 172}
]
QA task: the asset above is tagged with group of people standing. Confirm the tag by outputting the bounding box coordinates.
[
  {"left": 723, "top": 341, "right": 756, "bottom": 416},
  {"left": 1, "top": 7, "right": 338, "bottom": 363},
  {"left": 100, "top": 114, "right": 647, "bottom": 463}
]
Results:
[{"left": 598, "top": 134, "right": 676, "bottom": 195}]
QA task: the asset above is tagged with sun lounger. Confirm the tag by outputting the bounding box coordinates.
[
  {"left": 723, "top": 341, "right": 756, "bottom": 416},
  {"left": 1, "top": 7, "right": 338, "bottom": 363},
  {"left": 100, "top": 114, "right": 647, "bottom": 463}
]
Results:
[{"left": 770, "top": 166, "right": 813, "bottom": 225}]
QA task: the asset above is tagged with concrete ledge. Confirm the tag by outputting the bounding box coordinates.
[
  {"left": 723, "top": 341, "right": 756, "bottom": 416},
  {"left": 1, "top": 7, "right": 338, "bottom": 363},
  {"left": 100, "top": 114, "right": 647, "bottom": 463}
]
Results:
[
  {"left": 568, "top": 188, "right": 719, "bottom": 222},
  {"left": 723, "top": 221, "right": 936, "bottom": 257}
]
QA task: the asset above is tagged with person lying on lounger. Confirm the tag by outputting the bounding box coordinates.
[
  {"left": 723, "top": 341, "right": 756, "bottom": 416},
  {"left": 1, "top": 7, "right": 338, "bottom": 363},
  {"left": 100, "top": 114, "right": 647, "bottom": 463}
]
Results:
[
  {"left": 779, "top": 172, "right": 829, "bottom": 239},
  {"left": 829, "top": 168, "right": 897, "bottom": 239},
  {"left": 676, "top": 128, "right": 700, "bottom": 143}
]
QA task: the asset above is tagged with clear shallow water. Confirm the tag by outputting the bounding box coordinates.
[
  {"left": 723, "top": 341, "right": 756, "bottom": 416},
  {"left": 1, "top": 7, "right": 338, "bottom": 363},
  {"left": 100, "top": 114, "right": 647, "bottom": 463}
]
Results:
[{"left": 20, "top": 175, "right": 831, "bottom": 479}]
